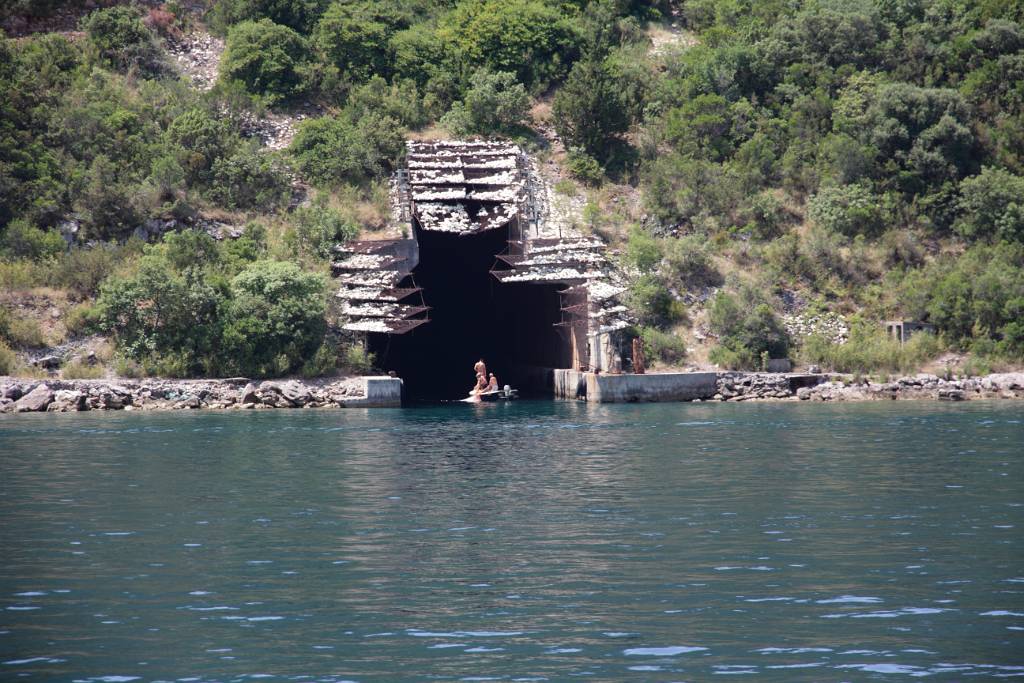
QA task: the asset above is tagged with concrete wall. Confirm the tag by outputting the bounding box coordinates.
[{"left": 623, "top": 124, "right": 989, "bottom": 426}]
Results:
[
  {"left": 348, "top": 376, "right": 403, "bottom": 407},
  {"left": 554, "top": 369, "right": 587, "bottom": 400},
  {"left": 554, "top": 370, "right": 719, "bottom": 403}
]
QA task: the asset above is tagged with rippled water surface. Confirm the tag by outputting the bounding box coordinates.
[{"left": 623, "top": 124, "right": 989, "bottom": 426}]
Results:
[{"left": 1, "top": 400, "right": 1023, "bottom": 681}]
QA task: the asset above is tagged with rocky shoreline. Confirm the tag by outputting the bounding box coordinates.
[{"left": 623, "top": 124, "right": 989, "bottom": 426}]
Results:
[
  {"left": 2, "top": 372, "right": 1022, "bottom": 414},
  {"left": 713, "top": 372, "right": 1024, "bottom": 402},
  {"left": 0, "top": 377, "right": 369, "bottom": 413}
]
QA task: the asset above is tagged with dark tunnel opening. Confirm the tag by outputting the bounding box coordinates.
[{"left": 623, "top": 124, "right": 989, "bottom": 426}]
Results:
[{"left": 367, "top": 228, "right": 571, "bottom": 401}]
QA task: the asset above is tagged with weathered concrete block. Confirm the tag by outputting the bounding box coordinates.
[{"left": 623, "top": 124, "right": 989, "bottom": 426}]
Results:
[
  {"left": 360, "top": 377, "right": 403, "bottom": 407},
  {"left": 588, "top": 372, "right": 719, "bottom": 403}
]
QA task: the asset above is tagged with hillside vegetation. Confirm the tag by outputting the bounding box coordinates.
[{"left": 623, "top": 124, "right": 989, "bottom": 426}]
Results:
[{"left": 1, "top": 0, "right": 1023, "bottom": 378}]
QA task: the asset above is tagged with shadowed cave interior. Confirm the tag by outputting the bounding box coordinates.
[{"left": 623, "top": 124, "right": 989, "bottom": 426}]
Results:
[{"left": 367, "top": 228, "right": 571, "bottom": 400}]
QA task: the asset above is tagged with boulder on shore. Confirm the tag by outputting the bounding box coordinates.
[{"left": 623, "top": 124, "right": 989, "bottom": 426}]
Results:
[
  {"left": 48, "top": 389, "right": 86, "bottom": 412},
  {"left": 12, "top": 384, "right": 54, "bottom": 412},
  {"left": 240, "top": 383, "right": 259, "bottom": 404}
]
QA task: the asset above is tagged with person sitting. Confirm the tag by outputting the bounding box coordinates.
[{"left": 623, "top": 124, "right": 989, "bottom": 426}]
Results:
[{"left": 486, "top": 373, "right": 498, "bottom": 393}]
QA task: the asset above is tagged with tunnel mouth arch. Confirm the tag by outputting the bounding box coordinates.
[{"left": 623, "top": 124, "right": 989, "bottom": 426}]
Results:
[
  {"left": 367, "top": 227, "right": 571, "bottom": 401},
  {"left": 335, "top": 139, "right": 629, "bottom": 403}
]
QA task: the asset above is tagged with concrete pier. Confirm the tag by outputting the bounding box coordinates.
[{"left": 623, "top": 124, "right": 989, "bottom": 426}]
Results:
[
  {"left": 554, "top": 370, "right": 720, "bottom": 403},
  {"left": 553, "top": 370, "right": 829, "bottom": 403},
  {"left": 348, "top": 376, "right": 403, "bottom": 407}
]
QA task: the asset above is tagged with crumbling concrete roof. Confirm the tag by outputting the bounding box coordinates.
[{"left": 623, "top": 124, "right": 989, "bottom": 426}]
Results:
[
  {"left": 406, "top": 140, "right": 523, "bottom": 236},
  {"left": 331, "top": 239, "right": 429, "bottom": 335},
  {"left": 493, "top": 236, "right": 635, "bottom": 336}
]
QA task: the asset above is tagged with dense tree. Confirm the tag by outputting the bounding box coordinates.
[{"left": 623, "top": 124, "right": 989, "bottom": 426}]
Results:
[
  {"left": 222, "top": 260, "right": 327, "bottom": 376},
  {"left": 552, "top": 58, "right": 628, "bottom": 163},
  {"left": 82, "top": 6, "right": 162, "bottom": 73},
  {"left": 166, "top": 108, "right": 238, "bottom": 184},
  {"left": 808, "top": 183, "right": 887, "bottom": 237},
  {"left": 290, "top": 109, "right": 404, "bottom": 187},
  {"left": 440, "top": 70, "right": 530, "bottom": 136},
  {"left": 708, "top": 288, "right": 791, "bottom": 369},
  {"left": 208, "top": 0, "right": 328, "bottom": 33},
  {"left": 313, "top": 1, "right": 404, "bottom": 83},
  {"left": 956, "top": 167, "right": 1024, "bottom": 242},
  {"left": 220, "top": 18, "right": 311, "bottom": 103},
  {"left": 207, "top": 145, "right": 291, "bottom": 211},
  {"left": 439, "top": 0, "right": 581, "bottom": 90}
]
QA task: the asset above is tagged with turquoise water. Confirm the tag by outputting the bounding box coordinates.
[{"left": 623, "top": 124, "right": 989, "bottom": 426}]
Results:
[{"left": 1, "top": 401, "right": 1022, "bottom": 681}]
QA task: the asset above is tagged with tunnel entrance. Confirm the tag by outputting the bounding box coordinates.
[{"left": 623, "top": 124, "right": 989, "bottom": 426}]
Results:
[{"left": 368, "top": 228, "right": 570, "bottom": 400}]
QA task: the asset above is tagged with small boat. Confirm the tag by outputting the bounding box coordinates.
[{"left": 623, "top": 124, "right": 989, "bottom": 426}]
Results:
[
  {"left": 462, "top": 386, "right": 518, "bottom": 402},
  {"left": 478, "top": 387, "right": 518, "bottom": 401}
]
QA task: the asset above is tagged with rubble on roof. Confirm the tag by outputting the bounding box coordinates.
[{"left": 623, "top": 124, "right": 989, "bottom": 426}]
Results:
[
  {"left": 586, "top": 281, "right": 626, "bottom": 301},
  {"left": 339, "top": 302, "right": 428, "bottom": 319},
  {"left": 331, "top": 238, "right": 429, "bottom": 335},
  {"left": 341, "top": 319, "right": 429, "bottom": 334},
  {"left": 406, "top": 140, "right": 523, "bottom": 235}
]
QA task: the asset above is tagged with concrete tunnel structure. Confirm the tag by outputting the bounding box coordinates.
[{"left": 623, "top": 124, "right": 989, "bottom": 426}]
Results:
[{"left": 331, "top": 140, "right": 632, "bottom": 400}]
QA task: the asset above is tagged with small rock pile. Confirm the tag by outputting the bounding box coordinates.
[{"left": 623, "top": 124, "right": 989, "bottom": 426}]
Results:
[
  {"left": 167, "top": 32, "right": 223, "bottom": 91},
  {"left": 783, "top": 312, "right": 849, "bottom": 344},
  {"left": 714, "top": 373, "right": 794, "bottom": 401},
  {"left": 1, "top": 378, "right": 367, "bottom": 413},
  {"left": 235, "top": 110, "right": 301, "bottom": 151}
]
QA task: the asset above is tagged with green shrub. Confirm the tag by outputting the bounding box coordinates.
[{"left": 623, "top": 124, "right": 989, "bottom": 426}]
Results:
[
  {"left": 166, "top": 108, "right": 238, "bottom": 184},
  {"left": 0, "top": 341, "right": 15, "bottom": 376},
  {"left": 62, "top": 359, "right": 105, "bottom": 379},
  {"left": 207, "top": 146, "right": 291, "bottom": 211},
  {"left": 312, "top": 1, "right": 403, "bottom": 82},
  {"left": 74, "top": 155, "right": 142, "bottom": 241},
  {"left": 300, "top": 340, "right": 339, "bottom": 378},
  {"left": 1, "top": 313, "right": 46, "bottom": 348},
  {"left": 956, "top": 167, "right": 1024, "bottom": 243},
  {"left": 209, "top": 0, "right": 326, "bottom": 33},
  {"left": 290, "top": 110, "right": 404, "bottom": 187},
  {"left": 663, "top": 234, "right": 718, "bottom": 286},
  {"left": 64, "top": 302, "right": 101, "bottom": 337},
  {"left": 741, "top": 192, "right": 787, "bottom": 240},
  {"left": 346, "top": 76, "right": 426, "bottom": 128},
  {"left": 565, "top": 148, "right": 604, "bottom": 186},
  {"left": 552, "top": 57, "right": 628, "bottom": 162},
  {"left": 55, "top": 245, "right": 130, "bottom": 296},
  {"left": 0, "top": 260, "right": 48, "bottom": 291},
  {"left": 801, "top": 323, "right": 943, "bottom": 374},
  {"left": 708, "top": 287, "right": 790, "bottom": 370},
  {"left": 113, "top": 355, "right": 144, "bottom": 378},
  {"left": 83, "top": 6, "right": 161, "bottom": 73},
  {"left": 962, "top": 354, "right": 993, "bottom": 378},
  {"left": 899, "top": 242, "right": 1024, "bottom": 352},
  {"left": 554, "top": 179, "right": 578, "bottom": 196},
  {"left": 0, "top": 219, "right": 65, "bottom": 260},
  {"left": 708, "top": 344, "right": 748, "bottom": 370},
  {"left": 290, "top": 195, "right": 359, "bottom": 259},
  {"left": 808, "top": 183, "right": 886, "bottom": 237},
  {"left": 440, "top": 70, "right": 530, "bottom": 136},
  {"left": 221, "top": 260, "right": 327, "bottom": 377},
  {"left": 623, "top": 226, "right": 662, "bottom": 272},
  {"left": 441, "top": 0, "right": 580, "bottom": 90},
  {"left": 220, "top": 18, "right": 311, "bottom": 103},
  {"left": 628, "top": 274, "right": 681, "bottom": 326},
  {"left": 341, "top": 343, "right": 374, "bottom": 374},
  {"left": 640, "top": 326, "right": 687, "bottom": 366}
]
